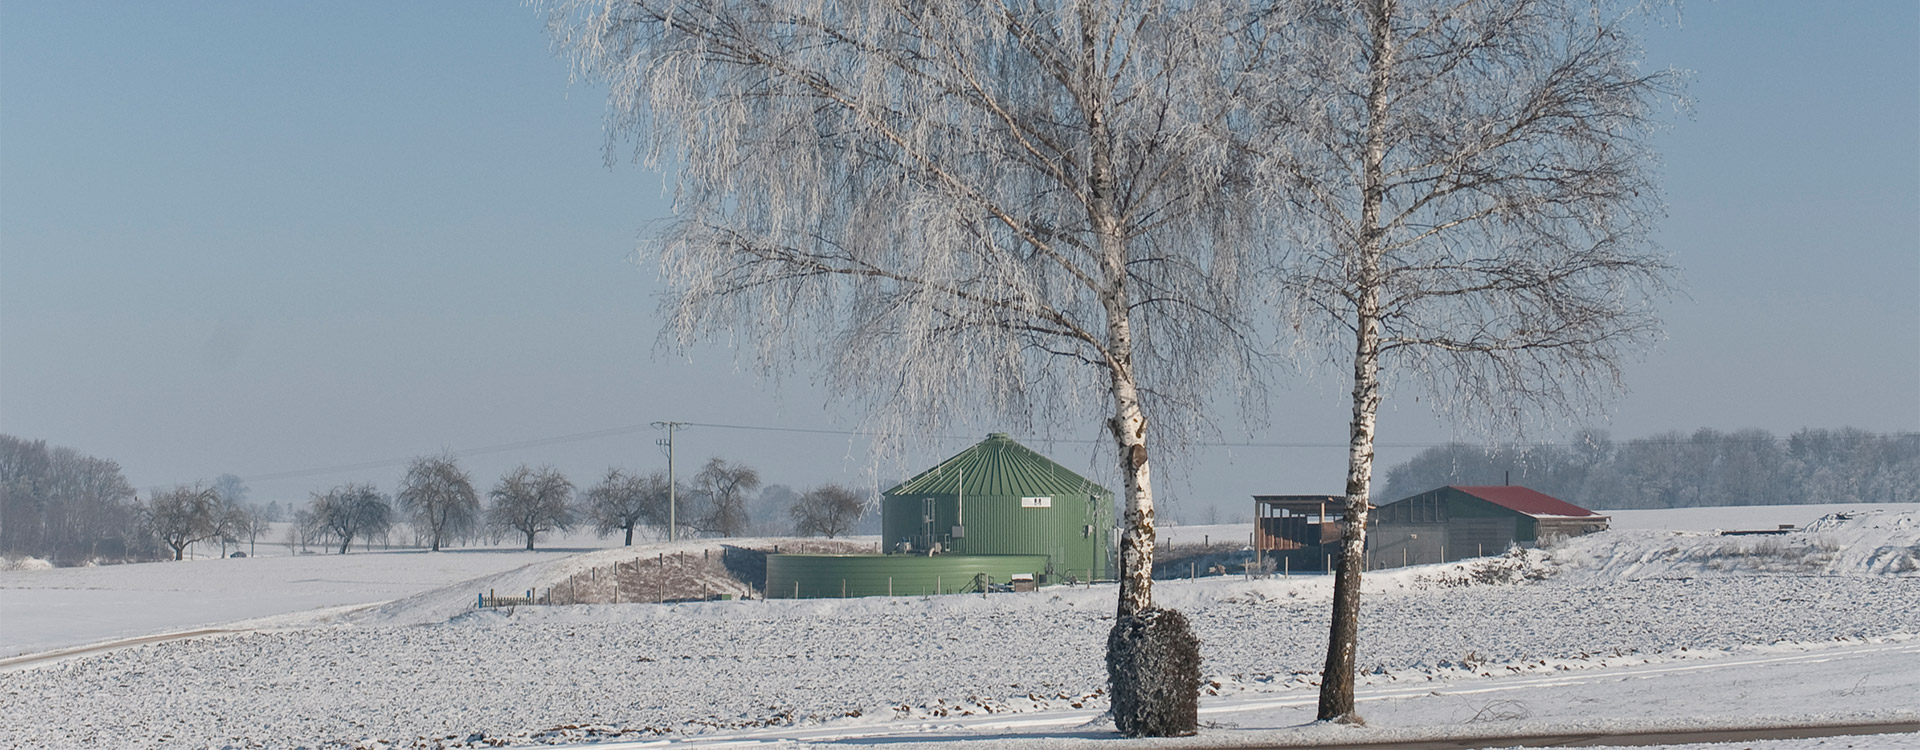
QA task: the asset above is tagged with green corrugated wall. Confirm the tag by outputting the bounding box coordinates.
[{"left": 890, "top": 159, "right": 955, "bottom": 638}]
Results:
[{"left": 765, "top": 554, "right": 1052, "bottom": 598}]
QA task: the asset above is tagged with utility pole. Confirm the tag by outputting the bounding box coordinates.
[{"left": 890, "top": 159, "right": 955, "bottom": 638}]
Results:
[{"left": 652, "top": 421, "right": 688, "bottom": 542}]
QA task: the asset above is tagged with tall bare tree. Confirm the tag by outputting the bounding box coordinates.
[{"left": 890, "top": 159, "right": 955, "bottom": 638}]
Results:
[
  {"left": 548, "top": 2, "right": 1278, "bottom": 733},
  {"left": 210, "top": 473, "right": 253, "bottom": 559},
  {"left": 306, "top": 483, "right": 394, "bottom": 555},
  {"left": 689, "top": 458, "right": 758, "bottom": 538},
  {"left": 242, "top": 510, "right": 273, "bottom": 556},
  {"left": 1256, "top": 0, "right": 1677, "bottom": 720},
  {"left": 216, "top": 503, "right": 253, "bottom": 558},
  {"left": 789, "top": 484, "right": 864, "bottom": 539},
  {"left": 146, "top": 485, "right": 221, "bottom": 561},
  {"left": 488, "top": 465, "right": 574, "bottom": 551},
  {"left": 397, "top": 454, "right": 481, "bottom": 551},
  {"left": 582, "top": 467, "right": 669, "bottom": 545}
]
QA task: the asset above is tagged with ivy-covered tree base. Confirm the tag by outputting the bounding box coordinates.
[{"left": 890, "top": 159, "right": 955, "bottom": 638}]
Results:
[{"left": 1106, "top": 606, "right": 1201, "bottom": 738}]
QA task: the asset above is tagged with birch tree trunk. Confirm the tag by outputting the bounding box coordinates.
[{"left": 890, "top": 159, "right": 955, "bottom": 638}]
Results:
[
  {"left": 1081, "top": 24, "right": 1157, "bottom": 617},
  {"left": 549, "top": 1, "right": 1266, "bottom": 736},
  {"left": 1108, "top": 372, "right": 1155, "bottom": 617},
  {"left": 1275, "top": 0, "right": 1674, "bottom": 722},
  {"left": 1320, "top": 303, "right": 1382, "bottom": 720},
  {"left": 1319, "top": 0, "right": 1394, "bottom": 720}
]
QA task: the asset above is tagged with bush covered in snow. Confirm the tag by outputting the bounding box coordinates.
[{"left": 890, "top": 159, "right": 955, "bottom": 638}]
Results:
[
  {"left": 1106, "top": 606, "right": 1201, "bottom": 737},
  {"left": 1407, "top": 547, "right": 1556, "bottom": 588}
]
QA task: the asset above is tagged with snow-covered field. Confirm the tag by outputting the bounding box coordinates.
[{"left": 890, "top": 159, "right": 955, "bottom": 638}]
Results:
[
  {"left": 0, "top": 548, "right": 589, "bottom": 658},
  {"left": 1152, "top": 502, "right": 1920, "bottom": 544},
  {"left": 0, "top": 526, "right": 697, "bottom": 658},
  {"left": 2, "top": 506, "right": 1916, "bottom": 749},
  {"left": 1603, "top": 502, "right": 1920, "bottom": 532}
]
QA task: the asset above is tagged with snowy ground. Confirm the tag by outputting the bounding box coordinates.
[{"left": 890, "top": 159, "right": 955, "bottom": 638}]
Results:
[
  {"left": 1153, "top": 502, "right": 1920, "bottom": 544},
  {"left": 0, "top": 548, "right": 586, "bottom": 658},
  {"left": 624, "top": 636, "right": 1920, "bottom": 749},
  {"left": 0, "top": 527, "right": 816, "bottom": 658},
  {"left": 1, "top": 507, "right": 1916, "bottom": 749},
  {"left": 1602, "top": 502, "right": 1920, "bottom": 532}
]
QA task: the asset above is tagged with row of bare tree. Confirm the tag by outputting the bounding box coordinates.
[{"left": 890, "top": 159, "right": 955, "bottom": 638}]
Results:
[
  {"left": 276, "top": 455, "right": 869, "bottom": 554},
  {"left": 545, "top": 0, "right": 1679, "bottom": 734},
  {"left": 145, "top": 485, "right": 272, "bottom": 560},
  {"left": 1382, "top": 427, "right": 1920, "bottom": 510},
  {"left": 1, "top": 434, "right": 871, "bottom": 564}
]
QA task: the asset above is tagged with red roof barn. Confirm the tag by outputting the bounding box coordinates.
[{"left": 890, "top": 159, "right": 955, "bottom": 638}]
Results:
[{"left": 1369, "top": 485, "right": 1609, "bottom": 569}]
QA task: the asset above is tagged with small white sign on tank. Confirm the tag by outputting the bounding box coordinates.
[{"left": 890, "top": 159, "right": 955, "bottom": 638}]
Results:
[{"left": 1021, "top": 496, "right": 1052, "bottom": 508}]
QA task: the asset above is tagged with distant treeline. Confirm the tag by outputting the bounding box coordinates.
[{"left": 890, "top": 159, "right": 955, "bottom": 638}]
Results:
[
  {"left": 1, "top": 434, "right": 149, "bottom": 563},
  {"left": 1, "top": 432, "right": 876, "bottom": 566},
  {"left": 1380, "top": 428, "right": 1920, "bottom": 510}
]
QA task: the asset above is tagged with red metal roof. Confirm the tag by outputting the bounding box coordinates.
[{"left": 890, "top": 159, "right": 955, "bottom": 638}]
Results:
[{"left": 1451, "top": 486, "right": 1603, "bottom": 518}]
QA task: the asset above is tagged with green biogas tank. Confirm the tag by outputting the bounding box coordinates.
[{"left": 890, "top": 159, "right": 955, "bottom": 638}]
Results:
[{"left": 880, "top": 433, "right": 1113, "bottom": 583}]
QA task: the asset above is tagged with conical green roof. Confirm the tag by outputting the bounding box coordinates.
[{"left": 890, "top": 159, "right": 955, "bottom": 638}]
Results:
[{"left": 884, "top": 433, "right": 1112, "bottom": 498}]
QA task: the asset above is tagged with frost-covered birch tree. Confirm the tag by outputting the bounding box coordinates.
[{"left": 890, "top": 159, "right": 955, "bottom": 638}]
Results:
[
  {"left": 1256, "top": 0, "right": 1677, "bottom": 721},
  {"left": 546, "top": 0, "right": 1276, "bottom": 734}
]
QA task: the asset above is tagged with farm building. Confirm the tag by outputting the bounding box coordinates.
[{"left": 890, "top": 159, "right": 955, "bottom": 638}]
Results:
[
  {"left": 1252, "top": 494, "right": 1365, "bottom": 572},
  {"left": 765, "top": 433, "right": 1114, "bottom": 597},
  {"left": 1368, "top": 485, "right": 1609, "bottom": 568}
]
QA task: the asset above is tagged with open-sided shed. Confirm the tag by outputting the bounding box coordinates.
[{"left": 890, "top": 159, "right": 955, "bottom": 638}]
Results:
[{"left": 1251, "top": 494, "right": 1360, "bottom": 571}]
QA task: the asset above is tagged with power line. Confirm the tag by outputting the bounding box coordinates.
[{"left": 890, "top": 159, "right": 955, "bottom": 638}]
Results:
[
  {"left": 230, "top": 420, "right": 1918, "bottom": 486},
  {"left": 237, "top": 423, "right": 662, "bottom": 483},
  {"left": 680, "top": 421, "right": 1431, "bottom": 447}
]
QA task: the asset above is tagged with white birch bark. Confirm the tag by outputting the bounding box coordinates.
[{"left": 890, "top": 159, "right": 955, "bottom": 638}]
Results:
[
  {"left": 547, "top": 2, "right": 1273, "bottom": 727},
  {"left": 1254, "top": 0, "right": 1680, "bottom": 722}
]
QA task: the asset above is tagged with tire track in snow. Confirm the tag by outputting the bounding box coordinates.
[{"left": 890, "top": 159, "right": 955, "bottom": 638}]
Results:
[{"left": 0, "top": 629, "right": 235, "bottom": 673}]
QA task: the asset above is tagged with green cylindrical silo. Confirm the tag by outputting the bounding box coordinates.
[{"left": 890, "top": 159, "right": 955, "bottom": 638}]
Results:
[{"left": 881, "top": 433, "right": 1114, "bottom": 583}]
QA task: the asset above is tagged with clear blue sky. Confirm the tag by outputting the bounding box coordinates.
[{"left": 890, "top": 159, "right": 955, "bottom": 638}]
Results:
[{"left": 3, "top": 2, "right": 1915, "bottom": 520}]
